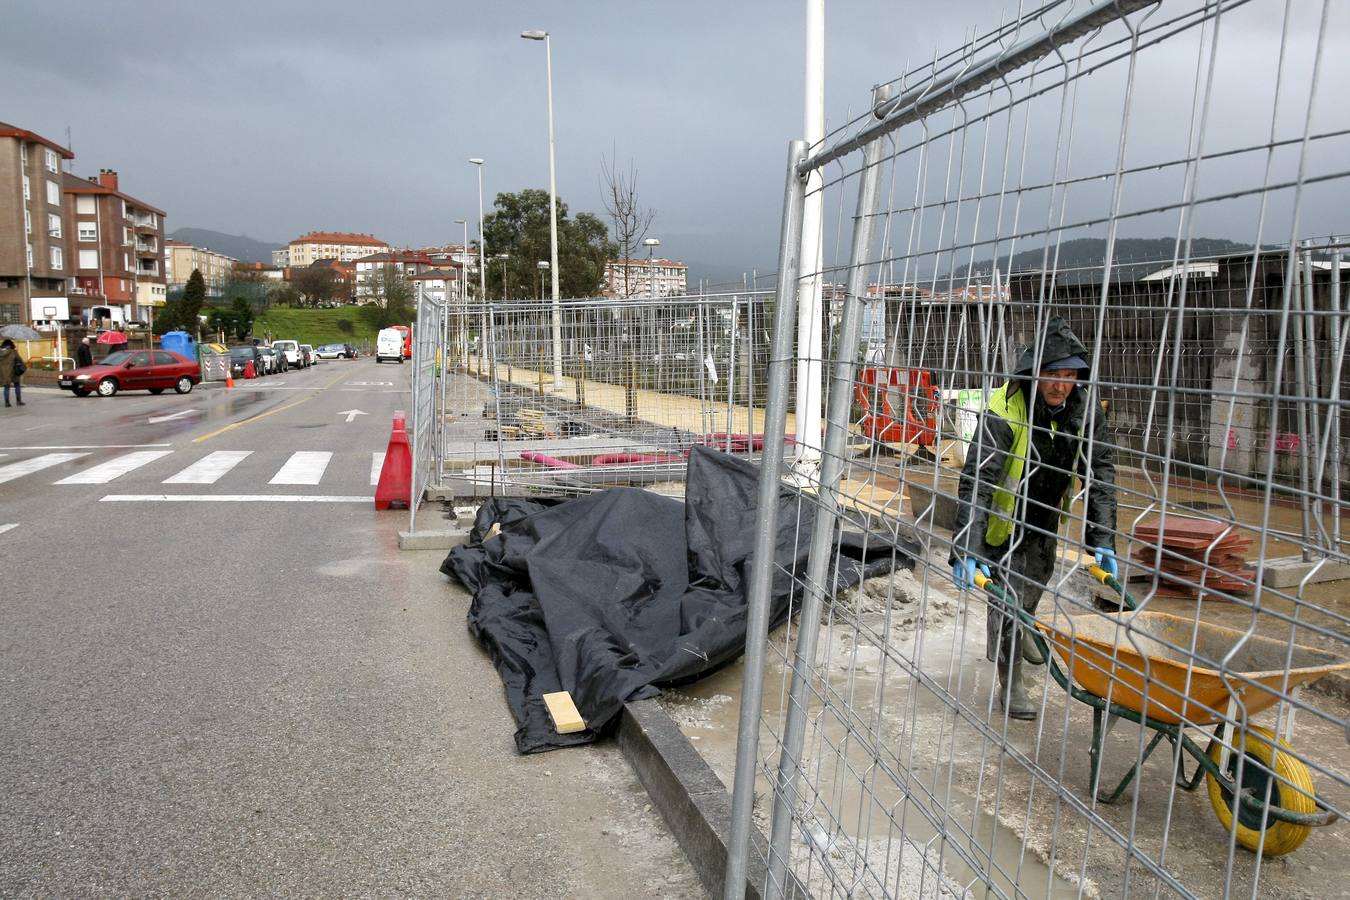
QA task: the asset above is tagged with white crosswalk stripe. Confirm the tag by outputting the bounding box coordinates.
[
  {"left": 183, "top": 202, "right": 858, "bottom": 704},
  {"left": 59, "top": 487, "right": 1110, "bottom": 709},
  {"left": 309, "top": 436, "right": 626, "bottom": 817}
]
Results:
[
  {"left": 0, "top": 452, "right": 89, "bottom": 484},
  {"left": 54, "top": 450, "right": 174, "bottom": 485},
  {"left": 269, "top": 451, "right": 332, "bottom": 485},
  {"left": 370, "top": 451, "right": 386, "bottom": 486},
  {"left": 0, "top": 523, "right": 18, "bottom": 536},
  {"left": 164, "top": 450, "right": 252, "bottom": 484}
]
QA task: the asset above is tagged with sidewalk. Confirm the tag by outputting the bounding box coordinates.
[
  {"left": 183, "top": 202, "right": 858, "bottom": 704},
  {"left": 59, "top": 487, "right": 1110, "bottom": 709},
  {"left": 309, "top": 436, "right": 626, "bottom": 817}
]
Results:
[
  {"left": 386, "top": 525, "right": 702, "bottom": 897},
  {"left": 467, "top": 356, "right": 796, "bottom": 437}
]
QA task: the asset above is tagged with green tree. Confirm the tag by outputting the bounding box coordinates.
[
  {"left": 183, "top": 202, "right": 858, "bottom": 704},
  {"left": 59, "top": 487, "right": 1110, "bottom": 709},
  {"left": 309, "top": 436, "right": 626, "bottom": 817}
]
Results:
[
  {"left": 364, "top": 265, "right": 414, "bottom": 328},
  {"left": 482, "top": 189, "right": 616, "bottom": 299},
  {"left": 268, "top": 282, "right": 301, "bottom": 308},
  {"left": 293, "top": 266, "right": 343, "bottom": 307},
  {"left": 221, "top": 263, "right": 270, "bottom": 311},
  {"left": 181, "top": 269, "right": 207, "bottom": 338},
  {"left": 230, "top": 297, "right": 254, "bottom": 341}
]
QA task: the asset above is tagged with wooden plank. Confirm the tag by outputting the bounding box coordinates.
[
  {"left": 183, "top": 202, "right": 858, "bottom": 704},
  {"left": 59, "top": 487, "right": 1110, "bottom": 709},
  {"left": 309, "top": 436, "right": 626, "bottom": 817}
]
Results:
[{"left": 542, "top": 691, "right": 586, "bottom": 734}]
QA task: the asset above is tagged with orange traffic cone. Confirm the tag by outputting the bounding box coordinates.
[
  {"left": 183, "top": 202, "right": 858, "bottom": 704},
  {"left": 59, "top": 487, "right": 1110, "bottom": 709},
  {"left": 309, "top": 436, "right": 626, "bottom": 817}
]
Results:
[
  {"left": 244, "top": 360, "right": 256, "bottom": 379},
  {"left": 225, "top": 368, "right": 235, "bottom": 389},
  {"left": 374, "top": 411, "right": 412, "bottom": 510}
]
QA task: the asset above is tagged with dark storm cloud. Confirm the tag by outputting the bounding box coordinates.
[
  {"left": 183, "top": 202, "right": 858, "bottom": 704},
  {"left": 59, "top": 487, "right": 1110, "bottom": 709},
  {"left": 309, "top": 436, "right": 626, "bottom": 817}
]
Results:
[{"left": 4, "top": 1, "right": 1346, "bottom": 281}]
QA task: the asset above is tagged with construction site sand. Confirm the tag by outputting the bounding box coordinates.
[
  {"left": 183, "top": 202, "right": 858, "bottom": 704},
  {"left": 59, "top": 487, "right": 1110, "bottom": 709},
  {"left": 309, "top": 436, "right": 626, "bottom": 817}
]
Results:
[{"left": 668, "top": 561, "right": 1350, "bottom": 900}]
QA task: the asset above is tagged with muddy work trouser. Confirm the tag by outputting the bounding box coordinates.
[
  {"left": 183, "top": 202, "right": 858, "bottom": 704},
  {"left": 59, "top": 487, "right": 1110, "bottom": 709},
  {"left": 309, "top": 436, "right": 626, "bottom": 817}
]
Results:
[{"left": 979, "top": 530, "right": 1058, "bottom": 666}]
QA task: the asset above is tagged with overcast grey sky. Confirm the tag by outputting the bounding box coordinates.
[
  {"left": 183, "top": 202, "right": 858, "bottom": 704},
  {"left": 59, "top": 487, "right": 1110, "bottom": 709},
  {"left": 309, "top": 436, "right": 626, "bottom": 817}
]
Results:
[{"left": 6, "top": 1, "right": 1347, "bottom": 282}]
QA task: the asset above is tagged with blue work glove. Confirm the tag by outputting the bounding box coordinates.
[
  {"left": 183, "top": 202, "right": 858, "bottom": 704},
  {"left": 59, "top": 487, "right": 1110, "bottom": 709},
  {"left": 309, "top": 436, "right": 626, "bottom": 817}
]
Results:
[
  {"left": 1093, "top": 547, "right": 1118, "bottom": 579},
  {"left": 951, "top": 557, "right": 991, "bottom": 591}
]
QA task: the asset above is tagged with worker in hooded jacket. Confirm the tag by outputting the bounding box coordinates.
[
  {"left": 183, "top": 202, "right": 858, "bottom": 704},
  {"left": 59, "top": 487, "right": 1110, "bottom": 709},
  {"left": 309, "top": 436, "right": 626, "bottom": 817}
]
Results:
[{"left": 950, "top": 316, "right": 1118, "bottom": 720}]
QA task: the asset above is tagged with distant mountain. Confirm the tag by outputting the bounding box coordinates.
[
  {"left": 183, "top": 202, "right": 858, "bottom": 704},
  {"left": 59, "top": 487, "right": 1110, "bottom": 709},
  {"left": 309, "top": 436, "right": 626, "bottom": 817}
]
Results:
[
  {"left": 963, "top": 237, "right": 1255, "bottom": 282},
  {"left": 167, "top": 228, "right": 283, "bottom": 264}
]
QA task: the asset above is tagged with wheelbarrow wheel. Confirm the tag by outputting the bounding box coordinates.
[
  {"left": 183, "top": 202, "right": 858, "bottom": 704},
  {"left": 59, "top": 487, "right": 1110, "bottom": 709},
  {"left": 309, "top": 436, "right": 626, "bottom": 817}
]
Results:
[{"left": 1206, "top": 725, "right": 1315, "bottom": 856}]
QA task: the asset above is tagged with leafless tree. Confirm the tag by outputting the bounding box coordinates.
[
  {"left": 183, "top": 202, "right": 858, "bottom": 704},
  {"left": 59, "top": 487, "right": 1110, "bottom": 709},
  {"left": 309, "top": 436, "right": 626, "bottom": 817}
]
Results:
[{"left": 600, "top": 154, "right": 656, "bottom": 298}]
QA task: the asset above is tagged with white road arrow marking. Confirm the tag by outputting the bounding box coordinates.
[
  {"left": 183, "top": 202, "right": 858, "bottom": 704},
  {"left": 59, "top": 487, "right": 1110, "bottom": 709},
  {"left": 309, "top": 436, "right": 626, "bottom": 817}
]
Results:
[
  {"left": 339, "top": 409, "right": 368, "bottom": 423},
  {"left": 148, "top": 409, "right": 202, "bottom": 424}
]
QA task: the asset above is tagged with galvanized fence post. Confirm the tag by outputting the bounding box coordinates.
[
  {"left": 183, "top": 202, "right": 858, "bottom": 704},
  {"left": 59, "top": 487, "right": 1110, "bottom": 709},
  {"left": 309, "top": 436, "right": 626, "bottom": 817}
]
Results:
[
  {"left": 723, "top": 139, "right": 810, "bottom": 900},
  {"left": 764, "top": 130, "right": 886, "bottom": 899}
]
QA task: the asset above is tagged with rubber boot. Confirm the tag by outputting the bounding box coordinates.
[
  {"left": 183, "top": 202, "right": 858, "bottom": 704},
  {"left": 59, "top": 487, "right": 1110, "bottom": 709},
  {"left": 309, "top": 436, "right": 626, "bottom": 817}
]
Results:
[
  {"left": 1021, "top": 627, "right": 1045, "bottom": 665},
  {"left": 998, "top": 655, "right": 1037, "bottom": 720}
]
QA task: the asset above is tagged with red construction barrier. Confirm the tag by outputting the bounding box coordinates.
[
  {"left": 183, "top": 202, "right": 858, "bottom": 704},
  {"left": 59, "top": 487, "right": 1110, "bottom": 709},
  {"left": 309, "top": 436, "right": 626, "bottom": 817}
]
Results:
[
  {"left": 374, "top": 411, "right": 412, "bottom": 510},
  {"left": 520, "top": 450, "right": 583, "bottom": 470},
  {"left": 855, "top": 367, "right": 939, "bottom": 447},
  {"left": 591, "top": 453, "right": 688, "bottom": 466}
]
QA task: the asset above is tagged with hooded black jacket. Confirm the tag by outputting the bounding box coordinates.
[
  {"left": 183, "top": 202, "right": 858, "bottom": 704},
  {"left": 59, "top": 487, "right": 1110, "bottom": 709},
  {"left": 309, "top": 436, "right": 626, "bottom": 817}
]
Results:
[{"left": 950, "top": 316, "right": 1117, "bottom": 563}]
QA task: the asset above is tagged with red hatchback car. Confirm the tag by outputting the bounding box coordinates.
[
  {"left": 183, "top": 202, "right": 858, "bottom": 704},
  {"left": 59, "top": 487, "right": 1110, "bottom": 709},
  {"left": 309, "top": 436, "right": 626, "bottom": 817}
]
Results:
[{"left": 59, "top": 349, "right": 202, "bottom": 397}]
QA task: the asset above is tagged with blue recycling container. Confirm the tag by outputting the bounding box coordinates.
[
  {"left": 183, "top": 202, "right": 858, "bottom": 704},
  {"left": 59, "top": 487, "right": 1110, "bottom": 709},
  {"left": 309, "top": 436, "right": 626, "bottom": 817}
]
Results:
[{"left": 160, "top": 330, "right": 197, "bottom": 359}]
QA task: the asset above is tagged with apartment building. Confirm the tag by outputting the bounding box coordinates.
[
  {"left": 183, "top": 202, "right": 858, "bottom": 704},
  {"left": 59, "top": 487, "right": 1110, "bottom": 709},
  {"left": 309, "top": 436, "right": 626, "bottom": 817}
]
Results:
[
  {"left": 353, "top": 251, "right": 437, "bottom": 302},
  {"left": 164, "top": 239, "right": 238, "bottom": 294},
  {"left": 0, "top": 121, "right": 75, "bottom": 324},
  {"left": 409, "top": 267, "right": 463, "bottom": 304},
  {"left": 604, "top": 257, "right": 689, "bottom": 298},
  {"left": 272, "top": 247, "right": 290, "bottom": 267},
  {"left": 287, "top": 231, "right": 388, "bottom": 267},
  {"left": 63, "top": 169, "right": 167, "bottom": 322}
]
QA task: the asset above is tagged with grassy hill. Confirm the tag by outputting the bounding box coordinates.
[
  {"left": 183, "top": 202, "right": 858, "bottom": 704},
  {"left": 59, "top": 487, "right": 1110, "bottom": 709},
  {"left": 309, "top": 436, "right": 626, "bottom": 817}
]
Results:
[{"left": 253, "top": 307, "right": 385, "bottom": 348}]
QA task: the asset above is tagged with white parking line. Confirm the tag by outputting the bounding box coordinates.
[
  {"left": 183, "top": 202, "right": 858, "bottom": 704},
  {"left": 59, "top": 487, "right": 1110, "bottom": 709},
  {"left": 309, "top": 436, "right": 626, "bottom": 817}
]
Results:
[
  {"left": 0, "top": 523, "right": 17, "bottom": 536},
  {"left": 0, "top": 452, "right": 89, "bottom": 484},
  {"left": 370, "top": 452, "right": 386, "bottom": 485},
  {"left": 269, "top": 451, "right": 332, "bottom": 485},
  {"left": 0, "top": 444, "right": 170, "bottom": 450},
  {"left": 164, "top": 450, "right": 253, "bottom": 484},
  {"left": 54, "top": 450, "right": 174, "bottom": 485},
  {"left": 101, "top": 494, "right": 370, "bottom": 503}
]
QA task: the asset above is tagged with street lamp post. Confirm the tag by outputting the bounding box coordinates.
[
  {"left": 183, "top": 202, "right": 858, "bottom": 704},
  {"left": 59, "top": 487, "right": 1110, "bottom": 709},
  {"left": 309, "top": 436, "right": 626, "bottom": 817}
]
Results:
[
  {"left": 495, "top": 254, "right": 511, "bottom": 300},
  {"left": 453, "top": 218, "right": 468, "bottom": 368},
  {"left": 469, "top": 158, "right": 487, "bottom": 374},
  {"left": 643, "top": 237, "right": 660, "bottom": 299},
  {"left": 521, "top": 29, "right": 562, "bottom": 389}
]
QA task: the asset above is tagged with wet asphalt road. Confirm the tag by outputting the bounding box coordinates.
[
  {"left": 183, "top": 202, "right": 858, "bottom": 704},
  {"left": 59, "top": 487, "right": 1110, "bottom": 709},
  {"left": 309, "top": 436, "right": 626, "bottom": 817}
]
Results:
[{"left": 0, "top": 360, "right": 699, "bottom": 898}]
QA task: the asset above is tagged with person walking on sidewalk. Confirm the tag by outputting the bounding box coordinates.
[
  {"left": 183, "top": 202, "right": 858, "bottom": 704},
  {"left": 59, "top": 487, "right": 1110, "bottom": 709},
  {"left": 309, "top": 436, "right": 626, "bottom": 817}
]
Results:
[
  {"left": 76, "top": 336, "right": 94, "bottom": 368},
  {"left": 1, "top": 339, "right": 26, "bottom": 407},
  {"left": 949, "top": 316, "right": 1118, "bottom": 720}
]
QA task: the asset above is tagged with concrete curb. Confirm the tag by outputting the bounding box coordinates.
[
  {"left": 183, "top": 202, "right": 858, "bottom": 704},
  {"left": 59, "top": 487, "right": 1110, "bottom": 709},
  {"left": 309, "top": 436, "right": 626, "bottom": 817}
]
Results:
[
  {"left": 618, "top": 699, "right": 809, "bottom": 900},
  {"left": 396, "top": 529, "right": 469, "bottom": 551}
]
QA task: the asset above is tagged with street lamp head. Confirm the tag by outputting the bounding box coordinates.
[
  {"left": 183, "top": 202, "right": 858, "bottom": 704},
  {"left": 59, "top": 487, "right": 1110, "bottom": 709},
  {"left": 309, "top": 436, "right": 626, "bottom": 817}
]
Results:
[
  {"left": 643, "top": 238, "right": 661, "bottom": 248},
  {"left": 453, "top": 219, "right": 466, "bottom": 225},
  {"left": 521, "top": 30, "right": 548, "bottom": 40},
  {"left": 537, "top": 260, "right": 550, "bottom": 270},
  {"left": 468, "top": 157, "right": 484, "bottom": 166}
]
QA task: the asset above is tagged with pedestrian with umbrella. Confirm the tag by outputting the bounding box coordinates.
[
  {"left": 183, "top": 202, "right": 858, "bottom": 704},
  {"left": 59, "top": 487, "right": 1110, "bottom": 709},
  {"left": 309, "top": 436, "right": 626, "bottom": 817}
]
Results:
[
  {"left": 1, "top": 338, "right": 26, "bottom": 407},
  {"left": 96, "top": 330, "right": 129, "bottom": 347}
]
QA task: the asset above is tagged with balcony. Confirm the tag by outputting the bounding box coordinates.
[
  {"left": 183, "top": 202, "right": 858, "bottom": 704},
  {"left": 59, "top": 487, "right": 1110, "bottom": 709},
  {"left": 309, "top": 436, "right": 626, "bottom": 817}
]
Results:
[
  {"left": 135, "top": 240, "right": 157, "bottom": 254},
  {"left": 137, "top": 263, "right": 160, "bottom": 277},
  {"left": 131, "top": 214, "right": 157, "bottom": 231}
]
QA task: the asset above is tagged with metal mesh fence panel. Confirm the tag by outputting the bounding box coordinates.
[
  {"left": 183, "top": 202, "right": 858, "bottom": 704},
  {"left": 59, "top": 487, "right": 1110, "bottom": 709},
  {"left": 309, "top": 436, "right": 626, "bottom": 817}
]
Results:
[
  {"left": 409, "top": 291, "right": 444, "bottom": 528},
  {"left": 441, "top": 293, "right": 776, "bottom": 496},
  {"left": 723, "top": 1, "right": 1350, "bottom": 898}
]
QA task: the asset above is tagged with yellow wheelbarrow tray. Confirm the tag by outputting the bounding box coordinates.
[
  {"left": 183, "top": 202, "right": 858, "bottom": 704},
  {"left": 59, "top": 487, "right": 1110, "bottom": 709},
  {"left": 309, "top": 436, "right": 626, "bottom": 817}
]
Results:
[{"left": 976, "top": 566, "right": 1348, "bottom": 856}]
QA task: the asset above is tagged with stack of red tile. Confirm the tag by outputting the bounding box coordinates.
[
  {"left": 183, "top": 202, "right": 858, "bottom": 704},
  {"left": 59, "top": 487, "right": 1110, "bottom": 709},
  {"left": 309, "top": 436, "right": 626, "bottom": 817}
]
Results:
[{"left": 1130, "top": 516, "right": 1256, "bottom": 600}]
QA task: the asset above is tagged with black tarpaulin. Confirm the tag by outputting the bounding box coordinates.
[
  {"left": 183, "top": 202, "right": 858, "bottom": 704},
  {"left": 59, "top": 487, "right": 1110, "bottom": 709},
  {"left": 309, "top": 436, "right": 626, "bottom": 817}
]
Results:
[{"left": 441, "top": 446, "right": 918, "bottom": 753}]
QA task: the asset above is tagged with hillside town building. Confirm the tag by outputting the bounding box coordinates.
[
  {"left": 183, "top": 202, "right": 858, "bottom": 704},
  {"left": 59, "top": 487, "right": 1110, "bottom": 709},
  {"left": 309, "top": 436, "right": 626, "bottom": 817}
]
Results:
[
  {"left": 604, "top": 257, "right": 688, "bottom": 298},
  {"left": 0, "top": 121, "right": 75, "bottom": 324}
]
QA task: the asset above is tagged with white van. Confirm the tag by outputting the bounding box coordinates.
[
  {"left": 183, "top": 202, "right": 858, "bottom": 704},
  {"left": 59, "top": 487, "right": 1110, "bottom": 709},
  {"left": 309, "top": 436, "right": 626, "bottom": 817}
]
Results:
[
  {"left": 272, "top": 340, "right": 302, "bottom": 367},
  {"left": 376, "top": 328, "right": 405, "bottom": 364}
]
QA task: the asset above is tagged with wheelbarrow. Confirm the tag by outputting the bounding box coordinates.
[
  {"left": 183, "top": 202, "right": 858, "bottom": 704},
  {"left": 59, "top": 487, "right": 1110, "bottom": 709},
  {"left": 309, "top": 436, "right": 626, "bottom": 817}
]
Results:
[{"left": 975, "top": 566, "right": 1349, "bottom": 856}]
